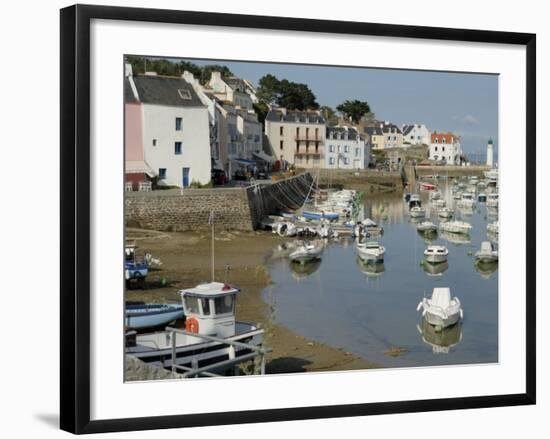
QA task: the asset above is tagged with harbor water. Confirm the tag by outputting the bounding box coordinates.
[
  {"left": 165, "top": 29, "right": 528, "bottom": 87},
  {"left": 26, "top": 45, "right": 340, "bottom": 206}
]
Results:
[{"left": 262, "top": 181, "right": 498, "bottom": 368}]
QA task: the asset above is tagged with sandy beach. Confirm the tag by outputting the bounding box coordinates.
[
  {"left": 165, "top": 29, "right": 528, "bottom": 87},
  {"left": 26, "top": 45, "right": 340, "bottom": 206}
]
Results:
[{"left": 125, "top": 227, "right": 379, "bottom": 374}]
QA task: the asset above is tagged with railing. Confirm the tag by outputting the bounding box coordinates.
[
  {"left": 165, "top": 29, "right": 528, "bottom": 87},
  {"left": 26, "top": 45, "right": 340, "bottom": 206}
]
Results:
[
  {"left": 165, "top": 327, "right": 271, "bottom": 378},
  {"left": 294, "top": 135, "right": 324, "bottom": 143}
]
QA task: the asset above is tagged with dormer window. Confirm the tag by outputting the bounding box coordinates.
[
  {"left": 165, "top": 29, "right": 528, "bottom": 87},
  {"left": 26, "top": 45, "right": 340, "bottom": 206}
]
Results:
[{"left": 178, "top": 89, "right": 192, "bottom": 100}]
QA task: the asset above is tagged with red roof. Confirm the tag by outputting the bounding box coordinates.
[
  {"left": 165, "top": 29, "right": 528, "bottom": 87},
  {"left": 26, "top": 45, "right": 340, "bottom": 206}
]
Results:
[{"left": 431, "top": 132, "right": 458, "bottom": 144}]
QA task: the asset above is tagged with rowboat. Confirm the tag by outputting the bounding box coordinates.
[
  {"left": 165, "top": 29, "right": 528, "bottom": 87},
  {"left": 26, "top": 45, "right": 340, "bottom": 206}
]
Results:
[{"left": 125, "top": 303, "right": 184, "bottom": 329}]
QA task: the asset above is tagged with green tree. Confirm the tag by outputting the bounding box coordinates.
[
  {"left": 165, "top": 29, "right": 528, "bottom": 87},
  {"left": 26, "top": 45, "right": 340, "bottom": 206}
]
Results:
[
  {"left": 253, "top": 101, "right": 270, "bottom": 126},
  {"left": 336, "top": 100, "right": 372, "bottom": 123},
  {"left": 256, "top": 75, "right": 319, "bottom": 110},
  {"left": 256, "top": 74, "right": 280, "bottom": 103}
]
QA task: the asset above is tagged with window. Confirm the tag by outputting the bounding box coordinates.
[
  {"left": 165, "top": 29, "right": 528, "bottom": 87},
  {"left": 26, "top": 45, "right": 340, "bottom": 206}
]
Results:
[
  {"left": 344, "top": 145, "right": 349, "bottom": 153},
  {"left": 175, "top": 117, "right": 182, "bottom": 131},
  {"left": 344, "top": 158, "right": 349, "bottom": 165},
  {"left": 329, "top": 145, "right": 334, "bottom": 152},
  {"left": 435, "top": 139, "right": 438, "bottom": 143},
  {"left": 175, "top": 142, "right": 182, "bottom": 155},
  {"left": 393, "top": 136, "right": 396, "bottom": 141},
  {"left": 280, "top": 140, "right": 284, "bottom": 150},
  {"left": 355, "top": 148, "right": 360, "bottom": 157},
  {"left": 435, "top": 146, "right": 438, "bottom": 152},
  {"left": 177, "top": 89, "right": 192, "bottom": 100},
  {"left": 185, "top": 296, "right": 199, "bottom": 314},
  {"left": 329, "top": 157, "right": 335, "bottom": 165},
  {"left": 442, "top": 146, "right": 445, "bottom": 152},
  {"left": 442, "top": 138, "right": 446, "bottom": 143},
  {"left": 201, "top": 298, "right": 211, "bottom": 316},
  {"left": 280, "top": 126, "right": 283, "bottom": 135},
  {"left": 215, "top": 295, "right": 234, "bottom": 315},
  {"left": 158, "top": 168, "right": 167, "bottom": 179},
  {"left": 152, "top": 139, "right": 157, "bottom": 146}
]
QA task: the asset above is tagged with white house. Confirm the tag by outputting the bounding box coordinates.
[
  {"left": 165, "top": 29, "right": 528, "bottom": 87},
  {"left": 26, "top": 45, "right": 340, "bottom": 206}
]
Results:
[
  {"left": 401, "top": 123, "right": 431, "bottom": 146},
  {"left": 127, "top": 71, "right": 211, "bottom": 187},
  {"left": 429, "top": 132, "right": 462, "bottom": 165},
  {"left": 325, "top": 127, "right": 370, "bottom": 169},
  {"left": 209, "top": 71, "right": 255, "bottom": 110}
]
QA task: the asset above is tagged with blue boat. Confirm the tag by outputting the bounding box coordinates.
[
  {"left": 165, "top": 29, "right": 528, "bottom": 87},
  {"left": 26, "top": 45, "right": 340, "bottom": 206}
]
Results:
[
  {"left": 302, "top": 210, "right": 339, "bottom": 221},
  {"left": 125, "top": 303, "right": 185, "bottom": 329},
  {"left": 125, "top": 244, "right": 149, "bottom": 281}
]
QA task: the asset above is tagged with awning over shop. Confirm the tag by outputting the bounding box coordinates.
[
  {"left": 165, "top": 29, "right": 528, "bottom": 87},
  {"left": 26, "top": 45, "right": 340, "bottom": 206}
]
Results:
[
  {"left": 232, "top": 158, "right": 256, "bottom": 166},
  {"left": 252, "top": 150, "right": 276, "bottom": 163},
  {"left": 126, "top": 160, "right": 156, "bottom": 177}
]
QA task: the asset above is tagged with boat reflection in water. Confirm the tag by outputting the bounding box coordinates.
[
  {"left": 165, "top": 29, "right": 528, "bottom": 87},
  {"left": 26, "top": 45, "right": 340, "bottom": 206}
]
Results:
[
  {"left": 474, "top": 260, "right": 498, "bottom": 279},
  {"left": 423, "top": 261, "right": 449, "bottom": 276},
  {"left": 356, "top": 257, "right": 385, "bottom": 277},
  {"left": 417, "top": 318, "right": 463, "bottom": 354},
  {"left": 288, "top": 258, "right": 322, "bottom": 281},
  {"left": 439, "top": 230, "right": 471, "bottom": 245}
]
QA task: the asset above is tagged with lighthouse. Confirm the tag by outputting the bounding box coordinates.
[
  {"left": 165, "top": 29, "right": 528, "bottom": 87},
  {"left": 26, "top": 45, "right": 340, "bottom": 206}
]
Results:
[{"left": 486, "top": 139, "right": 494, "bottom": 167}]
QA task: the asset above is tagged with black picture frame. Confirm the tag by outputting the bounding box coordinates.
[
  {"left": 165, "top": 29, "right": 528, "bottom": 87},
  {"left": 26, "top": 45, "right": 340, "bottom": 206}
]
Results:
[{"left": 60, "top": 4, "right": 536, "bottom": 434}]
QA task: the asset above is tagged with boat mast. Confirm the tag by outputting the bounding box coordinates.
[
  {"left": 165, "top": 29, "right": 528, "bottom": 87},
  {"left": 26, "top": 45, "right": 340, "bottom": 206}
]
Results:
[{"left": 210, "top": 210, "right": 215, "bottom": 282}]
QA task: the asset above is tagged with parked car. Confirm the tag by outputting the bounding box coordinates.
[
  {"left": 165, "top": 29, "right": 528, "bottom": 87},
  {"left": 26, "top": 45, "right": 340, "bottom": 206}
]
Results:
[{"left": 211, "top": 169, "right": 228, "bottom": 185}]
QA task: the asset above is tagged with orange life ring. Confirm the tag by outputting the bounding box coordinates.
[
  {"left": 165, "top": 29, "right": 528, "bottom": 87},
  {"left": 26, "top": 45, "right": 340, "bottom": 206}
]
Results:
[{"left": 185, "top": 317, "right": 199, "bottom": 334}]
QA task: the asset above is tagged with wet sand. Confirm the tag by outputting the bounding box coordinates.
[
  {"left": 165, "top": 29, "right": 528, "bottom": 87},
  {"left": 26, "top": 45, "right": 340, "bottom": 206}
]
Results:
[{"left": 126, "top": 227, "right": 379, "bottom": 374}]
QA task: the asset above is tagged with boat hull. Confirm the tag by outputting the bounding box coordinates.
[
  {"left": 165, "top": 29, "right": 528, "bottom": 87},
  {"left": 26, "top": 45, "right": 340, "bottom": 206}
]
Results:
[
  {"left": 125, "top": 304, "right": 184, "bottom": 329},
  {"left": 424, "top": 311, "right": 460, "bottom": 329},
  {"left": 425, "top": 254, "right": 448, "bottom": 264}
]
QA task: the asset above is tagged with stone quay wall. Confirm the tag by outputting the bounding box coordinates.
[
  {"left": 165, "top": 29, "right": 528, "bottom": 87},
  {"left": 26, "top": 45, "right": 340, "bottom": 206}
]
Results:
[{"left": 125, "top": 172, "right": 314, "bottom": 232}]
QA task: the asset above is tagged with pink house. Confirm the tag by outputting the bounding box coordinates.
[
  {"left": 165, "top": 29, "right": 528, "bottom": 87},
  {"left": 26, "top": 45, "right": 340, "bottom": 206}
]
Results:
[{"left": 125, "top": 70, "right": 154, "bottom": 190}]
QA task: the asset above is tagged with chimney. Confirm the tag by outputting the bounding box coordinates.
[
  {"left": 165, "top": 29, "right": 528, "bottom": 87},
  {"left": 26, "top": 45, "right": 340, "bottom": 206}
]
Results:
[{"left": 211, "top": 71, "right": 222, "bottom": 81}]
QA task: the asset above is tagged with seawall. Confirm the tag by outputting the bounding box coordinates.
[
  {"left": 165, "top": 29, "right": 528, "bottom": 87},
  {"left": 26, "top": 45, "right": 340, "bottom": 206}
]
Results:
[{"left": 125, "top": 172, "right": 315, "bottom": 232}]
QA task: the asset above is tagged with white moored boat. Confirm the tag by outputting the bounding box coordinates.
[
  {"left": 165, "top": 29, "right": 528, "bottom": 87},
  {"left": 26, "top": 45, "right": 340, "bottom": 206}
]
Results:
[
  {"left": 475, "top": 241, "right": 498, "bottom": 263},
  {"left": 356, "top": 241, "right": 386, "bottom": 264},
  {"left": 440, "top": 220, "right": 472, "bottom": 235},
  {"left": 438, "top": 207, "right": 454, "bottom": 219},
  {"left": 417, "top": 287, "right": 463, "bottom": 329},
  {"left": 486, "top": 193, "right": 499, "bottom": 208},
  {"left": 487, "top": 221, "right": 499, "bottom": 236},
  {"left": 410, "top": 206, "right": 426, "bottom": 218},
  {"left": 417, "top": 221, "right": 437, "bottom": 232},
  {"left": 424, "top": 245, "right": 449, "bottom": 264},
  {"left": 458, "top": 192, "right": 476, "bottom": 209},
  {"left": 289, "top": 241, "right": 324, "bottom": 263}
]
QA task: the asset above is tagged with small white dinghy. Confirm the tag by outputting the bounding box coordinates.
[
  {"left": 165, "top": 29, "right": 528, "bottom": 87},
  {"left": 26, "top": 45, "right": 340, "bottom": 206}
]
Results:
[
  {"left": 475, "top": 241, "right": 498, "bottom": 263},
  {"left": 424, "top": 245, "right": 449, "bottom": 264},
  {"left": 438, "top": 207, "right": 454, "bottom": 219},
  {"left": 289, "top": 241, "right": 323, "bottom": 264},
  {"left": 487, "top": 221, "right": 499, "bottom": 236},
  {"left": 440, "top": 220, "right": 472, "bottom": 234},
  {"left": 417, "top": 287, "right": 463, "bottom": 329},
  {"left": 410, "top": 206, "right": 426, "bottom": 218},
  {"left": 356, "top": 241, "right": 386, "bottom": 264},
  {"left": 417, "top": 221, "right": 437, "bottom": 232}
]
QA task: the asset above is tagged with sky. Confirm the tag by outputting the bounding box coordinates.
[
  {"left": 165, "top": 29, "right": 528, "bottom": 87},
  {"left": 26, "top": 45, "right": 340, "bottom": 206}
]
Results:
[{"left": 181, "top": 58, "right": 498, "bottom": 156}]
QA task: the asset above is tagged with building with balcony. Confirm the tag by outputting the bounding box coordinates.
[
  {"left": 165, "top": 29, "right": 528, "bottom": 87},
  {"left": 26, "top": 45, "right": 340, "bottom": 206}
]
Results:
[
  {"left": 265, "top": 109, "right": 326, "bottom": 169},
  {"left": 325, "top": 127, "right": 370, "bottom": 169}
]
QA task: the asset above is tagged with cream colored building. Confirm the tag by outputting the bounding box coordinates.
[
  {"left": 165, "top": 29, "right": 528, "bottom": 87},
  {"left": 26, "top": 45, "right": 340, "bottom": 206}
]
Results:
[
  {"left": 265, "top": 109, "right": 326, "bottom": 169},
  {"left": 364, "top": 122, "right": 403, "bottom": 150}
]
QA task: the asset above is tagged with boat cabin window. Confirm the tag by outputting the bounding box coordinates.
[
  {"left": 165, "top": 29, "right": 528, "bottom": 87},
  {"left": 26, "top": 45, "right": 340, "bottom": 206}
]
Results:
[
  {"left": 201, "top": 298, "right": 211, "bottom": 316},
  {"left": 184, "top": 296, "right": 200, "bottom": 314},
  {"left": 214, "top": 295, "right": 234, "bottom": 315}
]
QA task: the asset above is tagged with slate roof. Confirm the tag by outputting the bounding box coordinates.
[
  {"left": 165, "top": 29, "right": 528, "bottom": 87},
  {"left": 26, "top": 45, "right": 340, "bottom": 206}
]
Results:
[
  {"left": 129, "top": 75, "right": 205, "bottom": 107},
  {"left": 265, "top": 110, "right": 325, "bottom": 124},
  {"left": 327, "top": 126, "right": 360, "bottom": 140},
  {"left": 402, "top": 124, "right": 415, "bottom": 136},
  {"left": 124, "top": 78, "right": 138, "bottom": 103},
  {"left": 364, "top": 126, "right": 383, "bottom": 136}
]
